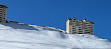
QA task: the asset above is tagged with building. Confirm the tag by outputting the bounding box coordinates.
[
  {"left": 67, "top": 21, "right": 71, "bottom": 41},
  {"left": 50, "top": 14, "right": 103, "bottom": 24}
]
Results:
[
  {"left": 66, "top": 17, "right": 94, "bottom": 34},
  {"left": 0, "top": 5, "right": 8, "bottom": 22}
]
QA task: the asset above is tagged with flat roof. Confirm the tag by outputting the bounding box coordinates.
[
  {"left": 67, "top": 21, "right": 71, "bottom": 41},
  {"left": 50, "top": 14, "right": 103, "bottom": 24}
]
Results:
[
  {"left": 66, "top": 17, "right": 94, "bottom": 24},
  {"left": 0, "top": 5, "right": 8, "bottom": 8}
]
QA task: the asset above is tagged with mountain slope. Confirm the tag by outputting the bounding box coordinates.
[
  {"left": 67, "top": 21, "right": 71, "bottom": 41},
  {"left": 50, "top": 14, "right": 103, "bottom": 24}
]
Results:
[{"left": 0, "top": 23, "right": 110, "bottom": 49}]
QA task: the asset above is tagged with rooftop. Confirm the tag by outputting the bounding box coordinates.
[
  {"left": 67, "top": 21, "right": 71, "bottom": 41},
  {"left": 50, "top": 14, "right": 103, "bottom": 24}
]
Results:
[
  {"left": 0, "top": 5, "right": 8, "bottom": 8},
  {"left": 66, "top": 17, "right": 94, "bottom": 24}
]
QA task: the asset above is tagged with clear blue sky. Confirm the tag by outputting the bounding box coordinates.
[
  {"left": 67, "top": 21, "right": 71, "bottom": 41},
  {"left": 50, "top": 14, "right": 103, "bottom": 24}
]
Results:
[{"left": 0, "top": 0, "right": 111, "bottom": 41}]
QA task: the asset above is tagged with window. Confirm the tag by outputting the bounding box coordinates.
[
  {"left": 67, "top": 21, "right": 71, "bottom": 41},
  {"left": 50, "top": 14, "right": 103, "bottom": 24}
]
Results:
[
  {"left": 89, "top": 27, "right": 91, "bottom": 28},
  {"left": 87, "top": 25, "right": 91, "bottom": 26},
  {"left": 79, "top": 31, "right": 82, "bottom": 32},
  {"left": 72, "top": 28, "right": 75, "bottom": 29},
  {"left": 73, "top": 32, "right": 76, "bottom": 34},
  {"left": 86, "top": 32, "right": 90, "bottom": 34},
  {"left": 86, "top": 30, "right": 88, "bottom": 31},
  {"left": 78, "top": 33, "right": 83, "bottom": 34},
  {"left": 79, "top": 29, "right": 82, "bottom": 30},
  {"left": 79, "top": 27, "right": 82, "bottom": 28},
  {"left": 0, "top": 8, "right": 3, "bottom": 9},
  {"left": 91, "top": 31, "right": 93, "bottom": 32},
  {"left": 72, "top": 30, "right": 76, "bottom": 31}
]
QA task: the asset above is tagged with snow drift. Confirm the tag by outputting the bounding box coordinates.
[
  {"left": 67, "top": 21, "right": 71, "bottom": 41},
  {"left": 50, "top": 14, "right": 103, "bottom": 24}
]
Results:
[{"left": 0, "top": 23, "right": 110, "bottom": 49}]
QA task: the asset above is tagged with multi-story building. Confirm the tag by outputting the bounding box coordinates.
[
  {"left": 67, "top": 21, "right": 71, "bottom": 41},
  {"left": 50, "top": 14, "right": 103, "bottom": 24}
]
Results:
[
  {"left": 66, "top": 17, "right": 94, "bottom": 34},
  {"left": 0, "top": 5, "right": 8, "bottom": 22}
]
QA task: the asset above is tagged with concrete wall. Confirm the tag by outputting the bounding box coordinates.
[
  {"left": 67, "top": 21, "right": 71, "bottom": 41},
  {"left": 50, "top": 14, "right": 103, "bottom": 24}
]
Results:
[
  {"left": 0, "top": 5, "right": 8, "bottom": 22},
  {"left": 66, "top": 18, "right": 94, "bottom": 34},
  {"left": 66, "top": 19, "right": 70, "bottom": 33}
]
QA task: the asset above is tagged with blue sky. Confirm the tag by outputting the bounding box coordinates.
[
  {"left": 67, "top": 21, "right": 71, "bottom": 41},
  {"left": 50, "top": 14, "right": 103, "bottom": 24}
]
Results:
[{"left": 0, "top": 0, "right": 111, "bottom": 41}]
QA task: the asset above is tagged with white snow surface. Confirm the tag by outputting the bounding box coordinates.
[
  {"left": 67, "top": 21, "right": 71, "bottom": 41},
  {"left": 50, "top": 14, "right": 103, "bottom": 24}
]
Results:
[{"left": 0, "top": 23, "right": 110, "bottom": 49}]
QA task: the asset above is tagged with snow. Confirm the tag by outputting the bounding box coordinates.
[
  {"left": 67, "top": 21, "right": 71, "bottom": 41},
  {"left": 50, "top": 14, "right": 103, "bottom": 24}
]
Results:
[{"left": 0, "top": 23, "right": 110, "bottom": 49}]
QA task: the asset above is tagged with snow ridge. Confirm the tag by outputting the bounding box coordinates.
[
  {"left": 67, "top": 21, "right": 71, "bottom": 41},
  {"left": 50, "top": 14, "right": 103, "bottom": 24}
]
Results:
[{"left": 0, "top": 23, "right": 110, "bottom": 49}]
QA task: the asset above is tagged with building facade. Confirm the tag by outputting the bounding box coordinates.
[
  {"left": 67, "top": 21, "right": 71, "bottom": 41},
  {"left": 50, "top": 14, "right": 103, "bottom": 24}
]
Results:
[
  {"left": 0, "top": 5, "right": 8, "bottom": 22},
  {"left": 66, "top": 17, "right": 94, "bottom": 34}
]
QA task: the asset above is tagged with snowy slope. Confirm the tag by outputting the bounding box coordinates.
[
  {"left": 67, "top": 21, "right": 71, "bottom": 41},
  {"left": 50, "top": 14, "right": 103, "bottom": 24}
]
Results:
[{"left": 0, "top": 23, "right": 111, "bottom": 49}]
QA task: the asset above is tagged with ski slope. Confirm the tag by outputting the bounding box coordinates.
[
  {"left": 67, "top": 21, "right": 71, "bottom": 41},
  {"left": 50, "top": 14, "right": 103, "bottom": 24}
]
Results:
[{"left": 0, "top": 23, "right": 110, "bottom": 49}]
